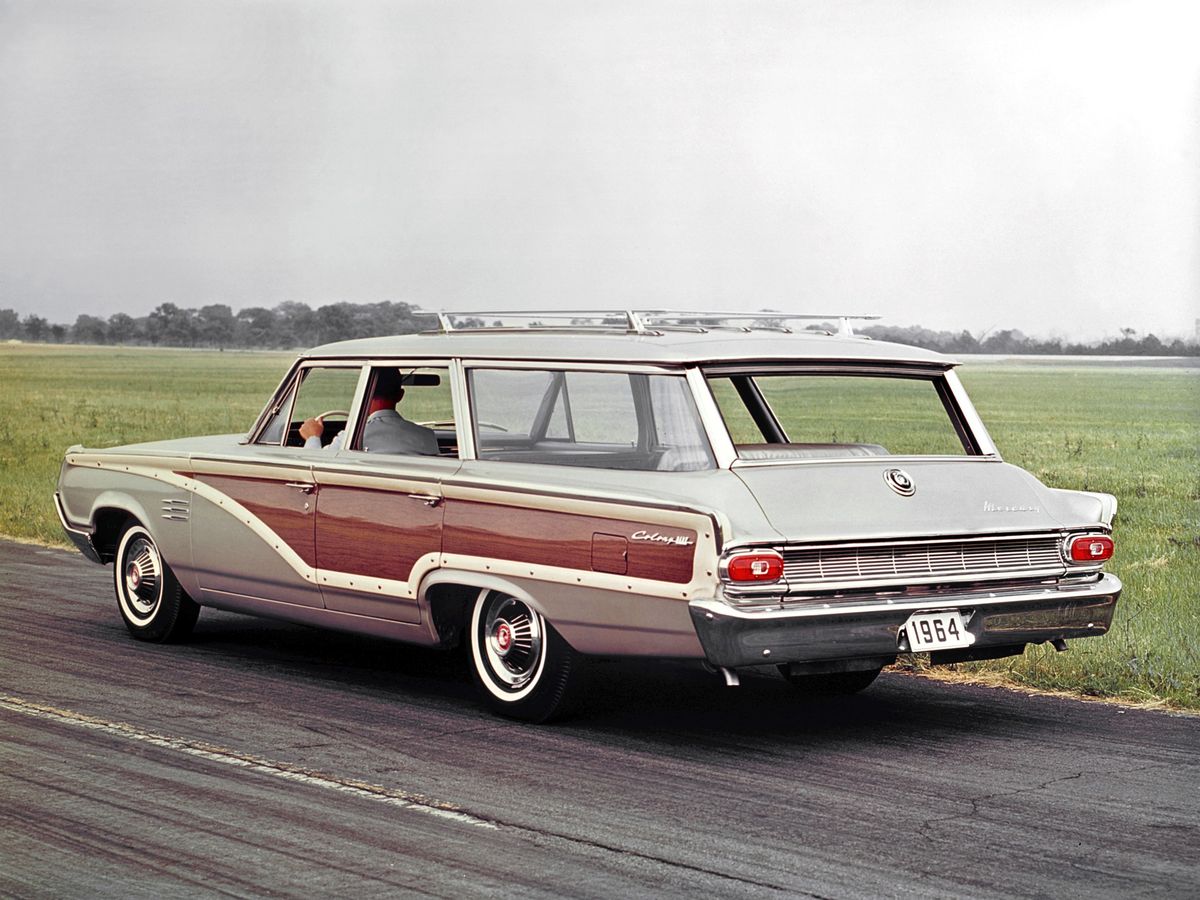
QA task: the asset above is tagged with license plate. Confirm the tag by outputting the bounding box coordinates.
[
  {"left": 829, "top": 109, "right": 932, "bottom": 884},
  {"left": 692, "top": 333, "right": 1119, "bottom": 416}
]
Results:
[{"left": 902, "top": 610, "right": 975, "bottom": 652}]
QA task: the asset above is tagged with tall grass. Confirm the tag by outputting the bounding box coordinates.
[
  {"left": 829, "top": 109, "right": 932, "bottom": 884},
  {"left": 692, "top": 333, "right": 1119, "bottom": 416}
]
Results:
[{"left": 2, "top": 345, "right": 1196, "bottom": 708}]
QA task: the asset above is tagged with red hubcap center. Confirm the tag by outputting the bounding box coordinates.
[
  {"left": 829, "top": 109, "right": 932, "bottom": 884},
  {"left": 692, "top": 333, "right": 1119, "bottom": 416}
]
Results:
[
  {"left": 128, "top": 565, "right": 140, "bottom": 588},
  {"left": 495, "top": 621, "right": 513, "bottom": 652}
]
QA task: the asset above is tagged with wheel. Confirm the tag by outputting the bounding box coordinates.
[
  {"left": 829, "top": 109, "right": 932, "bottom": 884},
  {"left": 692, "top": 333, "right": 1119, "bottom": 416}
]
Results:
[
  {"left": 114, "top": 521, "right": 200, "bottom": 643},
  {"left": 468, "top": 591, "right": 575, "bottom": 723},
  {"left": 778, "top": 665, "right": 882, "bottom": 696}
]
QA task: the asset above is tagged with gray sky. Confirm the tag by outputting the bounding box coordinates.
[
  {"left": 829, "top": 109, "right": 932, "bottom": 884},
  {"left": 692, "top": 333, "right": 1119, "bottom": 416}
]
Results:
[{"left": 1, "top": 0, "right": 1197, "bottom": 340}]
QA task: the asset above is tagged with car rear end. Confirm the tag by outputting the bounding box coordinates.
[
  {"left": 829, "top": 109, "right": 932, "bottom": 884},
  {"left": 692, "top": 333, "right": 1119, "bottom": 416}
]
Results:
[{"left": 686, "top": 356, "right": 1122, "bottom": 678}]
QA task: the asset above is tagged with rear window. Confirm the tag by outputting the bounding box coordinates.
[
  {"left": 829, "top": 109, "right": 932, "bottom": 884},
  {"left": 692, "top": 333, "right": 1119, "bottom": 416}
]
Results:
[{"left": 707, "top": 373, "right": 968, "bottom": 459}]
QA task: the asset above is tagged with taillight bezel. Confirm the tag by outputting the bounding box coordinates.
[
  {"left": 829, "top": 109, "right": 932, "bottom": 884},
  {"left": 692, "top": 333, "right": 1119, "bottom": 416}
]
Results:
[
  {"left": 720, "top": 549, "right": 785, "bottom": 584},
  {"left": 1063, "top": 533, "right": 1114, "bottom": 566}
]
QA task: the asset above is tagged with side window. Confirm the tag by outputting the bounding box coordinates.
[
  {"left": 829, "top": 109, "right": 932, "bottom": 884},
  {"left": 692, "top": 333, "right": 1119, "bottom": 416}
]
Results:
[
  {"left": 350, "top": 366, "right": 453, "bottom": 456},
  {"left": 559, "top": 372, "right": 638, "bottom": 445},
  {"left": 286, "top": 366, "right": 362, "bottom": 448},
  {"left": 470, "top": 368, "right": 713, "bottom": 471},
  {"left": 471, "top": 369, "right": 555, "bottom": 438}
]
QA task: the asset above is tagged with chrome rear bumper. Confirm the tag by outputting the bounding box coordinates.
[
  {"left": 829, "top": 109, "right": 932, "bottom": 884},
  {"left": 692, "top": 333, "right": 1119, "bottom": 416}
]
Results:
[{"left": 688, "top": 574, "right": 1122, "bottom": 669}]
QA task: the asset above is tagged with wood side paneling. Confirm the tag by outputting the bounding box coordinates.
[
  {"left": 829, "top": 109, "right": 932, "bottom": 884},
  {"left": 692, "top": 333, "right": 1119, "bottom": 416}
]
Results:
[
  {"left": 444, "top": 501, "right": 696, "bottom": 584},
  {"left": 315, "top": 486, "right": 443, "bottom": 582},
  {"left": 192, "top": 473, "right": 317, "bottom": 566}
]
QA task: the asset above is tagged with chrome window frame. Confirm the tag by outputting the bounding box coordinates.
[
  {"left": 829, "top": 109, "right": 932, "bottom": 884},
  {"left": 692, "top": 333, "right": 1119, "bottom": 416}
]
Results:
[{"left": 697, "top": 362, "right": 1000, "bottom": 467}]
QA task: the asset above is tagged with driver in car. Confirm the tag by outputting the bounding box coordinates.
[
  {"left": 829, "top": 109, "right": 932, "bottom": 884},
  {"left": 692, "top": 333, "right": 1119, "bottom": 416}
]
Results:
[{"left": 300, "top": 368, "right": 439, "bottom": 455}]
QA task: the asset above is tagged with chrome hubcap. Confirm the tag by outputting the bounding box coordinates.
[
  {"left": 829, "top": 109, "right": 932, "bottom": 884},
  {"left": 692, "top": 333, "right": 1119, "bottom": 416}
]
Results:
[
  {"left": 123, "top": 537, "right": 162, "bottom": 616},
  {"left": 482, "top": 597, "right": 542, "bottom": 689}
]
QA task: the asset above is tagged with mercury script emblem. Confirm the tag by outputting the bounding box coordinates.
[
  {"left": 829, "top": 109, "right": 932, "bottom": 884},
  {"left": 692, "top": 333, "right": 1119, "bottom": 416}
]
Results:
[
  {"left": 883, "top": 468, "right": 915, "bottom": 497},
  {"left": 630, "top": 530, "right": 694, "bottom": 547},
  {"left": 983, "top": 501, "right": 1040, "bottom": 513}
]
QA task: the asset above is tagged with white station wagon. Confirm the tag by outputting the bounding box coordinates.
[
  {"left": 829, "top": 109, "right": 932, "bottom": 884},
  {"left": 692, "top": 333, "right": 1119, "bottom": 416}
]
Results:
[{"left": 55, "top": 311, "right": 1122, "bottom": 721}]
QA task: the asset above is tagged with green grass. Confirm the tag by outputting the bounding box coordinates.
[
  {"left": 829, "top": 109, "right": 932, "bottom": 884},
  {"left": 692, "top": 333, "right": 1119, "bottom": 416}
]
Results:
[
  {"left": 955, "top": 365, "right": 1199, "bottom": 709},
  {"left": 3, "top": 345, "right": 1197, "bottom": 708},
  {"left": 0, "top": 344, "right": 293, "bottom": 543}
]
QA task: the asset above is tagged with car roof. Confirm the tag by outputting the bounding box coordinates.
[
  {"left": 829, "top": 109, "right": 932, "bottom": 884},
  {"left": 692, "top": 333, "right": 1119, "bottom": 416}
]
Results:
[{"left": 302, "top": 329, "right": 956, "bottom": 368}]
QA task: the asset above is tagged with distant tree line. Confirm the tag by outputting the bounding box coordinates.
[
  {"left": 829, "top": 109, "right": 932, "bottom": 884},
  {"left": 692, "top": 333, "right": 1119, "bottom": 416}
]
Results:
[
  {"left": 0, "top": 301, "right": 431, "bottom": 350},
  {"left": 856, "top": 324, "right": 1198, "bottom": 357},
  {"left": 0, "top": 302, "right": 1195, "bottom": 355}
]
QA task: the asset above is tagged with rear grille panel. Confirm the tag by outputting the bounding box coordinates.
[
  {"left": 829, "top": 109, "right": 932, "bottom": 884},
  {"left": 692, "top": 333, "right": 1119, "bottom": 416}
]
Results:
[{"left": 781, "top": 534, "right": 1065, "bottom": 591}]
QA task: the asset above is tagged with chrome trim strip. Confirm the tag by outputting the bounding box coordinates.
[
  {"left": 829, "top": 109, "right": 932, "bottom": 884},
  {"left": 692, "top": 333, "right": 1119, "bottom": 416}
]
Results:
[
  {"left": 729, "top": 454, "right": 997, "bottom": 469},
  {"left": 54, "top": 491, "right": 90, "bottom": 536},
  {"left": 723, "top": 568, "right": 1066, "bottom": 599},
  {"left": 54, "top": 491, "right": 103, "bottom": 563},
  {"left": 460, "top": 359, "right": 682, "bottom": 375},
  {"left": 694, "top": 573, "right": 1122, "bottom": 621},
  {"left": 701, "top": 363, "right": 955, "bottom": 378},
  {"left": 770, "top": 531, "right": 1067, "bottom": 550}
]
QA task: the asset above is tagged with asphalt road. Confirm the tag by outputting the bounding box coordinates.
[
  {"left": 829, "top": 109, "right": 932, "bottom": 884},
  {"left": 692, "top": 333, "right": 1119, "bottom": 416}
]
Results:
[{"left": 1, "top": 539, "right": 1197, "bottom": 899}]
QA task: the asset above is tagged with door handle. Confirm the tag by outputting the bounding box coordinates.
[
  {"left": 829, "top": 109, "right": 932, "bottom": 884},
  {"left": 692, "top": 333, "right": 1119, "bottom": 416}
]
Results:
[
  {"left": 286, "top": 482, "right": 317, "bottom": 495},
  {"left": 407, "top": 493, "right": 443, "bottom": 508}
]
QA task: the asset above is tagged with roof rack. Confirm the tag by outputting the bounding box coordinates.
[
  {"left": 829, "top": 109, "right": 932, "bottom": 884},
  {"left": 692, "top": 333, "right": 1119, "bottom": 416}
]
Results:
[{"left": 434, "top": 310, "right": 880, "bottom": 337}]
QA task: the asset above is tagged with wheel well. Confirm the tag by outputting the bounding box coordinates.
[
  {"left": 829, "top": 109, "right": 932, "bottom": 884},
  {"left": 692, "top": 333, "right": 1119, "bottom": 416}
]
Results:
[
  {"left": 92, "top": 508, "right": 137, "bottom": 563},
  {"left": 425, "top": 583, "right": 479, "bottom": 648}
]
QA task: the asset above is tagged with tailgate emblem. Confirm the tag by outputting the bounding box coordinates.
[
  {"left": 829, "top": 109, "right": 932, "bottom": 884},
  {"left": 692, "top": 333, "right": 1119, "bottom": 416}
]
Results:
[{"left": 883, "top": 468, "right": 915, "bottom": 496}]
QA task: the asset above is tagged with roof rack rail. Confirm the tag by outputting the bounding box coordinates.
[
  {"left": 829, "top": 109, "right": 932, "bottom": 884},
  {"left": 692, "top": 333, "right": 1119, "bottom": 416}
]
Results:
[{"left": 434, "top": 310, "right": 880, "bottom": 337}]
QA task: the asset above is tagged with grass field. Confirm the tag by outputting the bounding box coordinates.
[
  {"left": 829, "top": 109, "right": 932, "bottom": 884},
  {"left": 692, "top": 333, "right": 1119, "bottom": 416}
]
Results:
[{"left": 2, "top": 343, "right": 1197, "bottom": 709}]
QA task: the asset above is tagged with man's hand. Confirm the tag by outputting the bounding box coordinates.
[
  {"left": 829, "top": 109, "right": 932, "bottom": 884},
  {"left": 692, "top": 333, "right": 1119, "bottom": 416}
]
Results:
[{"left": 299, "top": 417, "right": 325, "bottom": 441}]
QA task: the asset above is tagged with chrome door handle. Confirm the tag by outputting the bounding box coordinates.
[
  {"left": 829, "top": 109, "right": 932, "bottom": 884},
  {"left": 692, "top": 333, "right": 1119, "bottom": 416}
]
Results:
[
  {"left": 286, "top": 482, "right": 317, "bottom": 495},
  {"left": 407, "top": 493, "right": 443, "bottom": 508}
]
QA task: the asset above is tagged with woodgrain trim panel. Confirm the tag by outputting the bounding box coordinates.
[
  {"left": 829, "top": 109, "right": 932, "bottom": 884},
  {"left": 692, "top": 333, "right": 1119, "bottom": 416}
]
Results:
[
  {"left": 443, "top": 500, "right": 696, "bottom": 584},
  {"left": 315, "top": 485, "right": 443, "bottom": 584},
  {"left": 192, "top": 473, "right": 317, "bottom": 567}
]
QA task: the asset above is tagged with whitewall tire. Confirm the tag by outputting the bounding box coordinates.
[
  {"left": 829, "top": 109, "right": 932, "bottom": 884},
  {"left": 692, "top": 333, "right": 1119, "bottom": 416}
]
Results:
[
  {"left": 114, "top": 521, "right": 199, "bottom": 643},
  {"left": 468, "top": 590, "right": 575, "bottom": 723}
]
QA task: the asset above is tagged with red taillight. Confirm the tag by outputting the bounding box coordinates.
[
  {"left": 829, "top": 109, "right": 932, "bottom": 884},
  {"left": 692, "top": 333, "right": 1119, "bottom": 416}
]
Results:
[
  {"left": 1066, "top": 534, "right": 1114, "bottom": 564},
  {"left": 725, "top": 551, "right": 784, "bottom": 583}
]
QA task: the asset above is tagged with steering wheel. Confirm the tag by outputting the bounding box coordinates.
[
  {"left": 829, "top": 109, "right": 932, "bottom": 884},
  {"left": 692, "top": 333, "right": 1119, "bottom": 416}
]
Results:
[{"left": 305, "top": 410, "right": 350, "bottom": 446}]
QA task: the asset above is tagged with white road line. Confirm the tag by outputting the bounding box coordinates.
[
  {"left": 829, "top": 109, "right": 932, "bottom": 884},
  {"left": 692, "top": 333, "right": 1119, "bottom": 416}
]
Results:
[{"left": 0, "top": 694, "right": 495, "bottom": 829}]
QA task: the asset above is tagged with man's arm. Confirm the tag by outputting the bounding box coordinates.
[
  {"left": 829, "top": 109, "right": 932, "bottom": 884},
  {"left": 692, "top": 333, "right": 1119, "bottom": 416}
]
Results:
[{"left": 300, "top": 417, "right": 324, "bottom": 449}]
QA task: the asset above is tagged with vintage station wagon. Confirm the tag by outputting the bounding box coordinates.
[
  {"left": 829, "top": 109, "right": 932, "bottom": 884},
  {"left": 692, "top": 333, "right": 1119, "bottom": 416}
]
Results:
[{"left": 55, "top": 311, "right": 1122, "bottom": 721}]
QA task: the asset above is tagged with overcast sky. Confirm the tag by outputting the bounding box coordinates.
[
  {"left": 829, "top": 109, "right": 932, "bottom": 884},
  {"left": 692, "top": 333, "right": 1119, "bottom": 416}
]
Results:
[{"left": 1, "top": 0, "right": 1197, "bottom": 340}]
